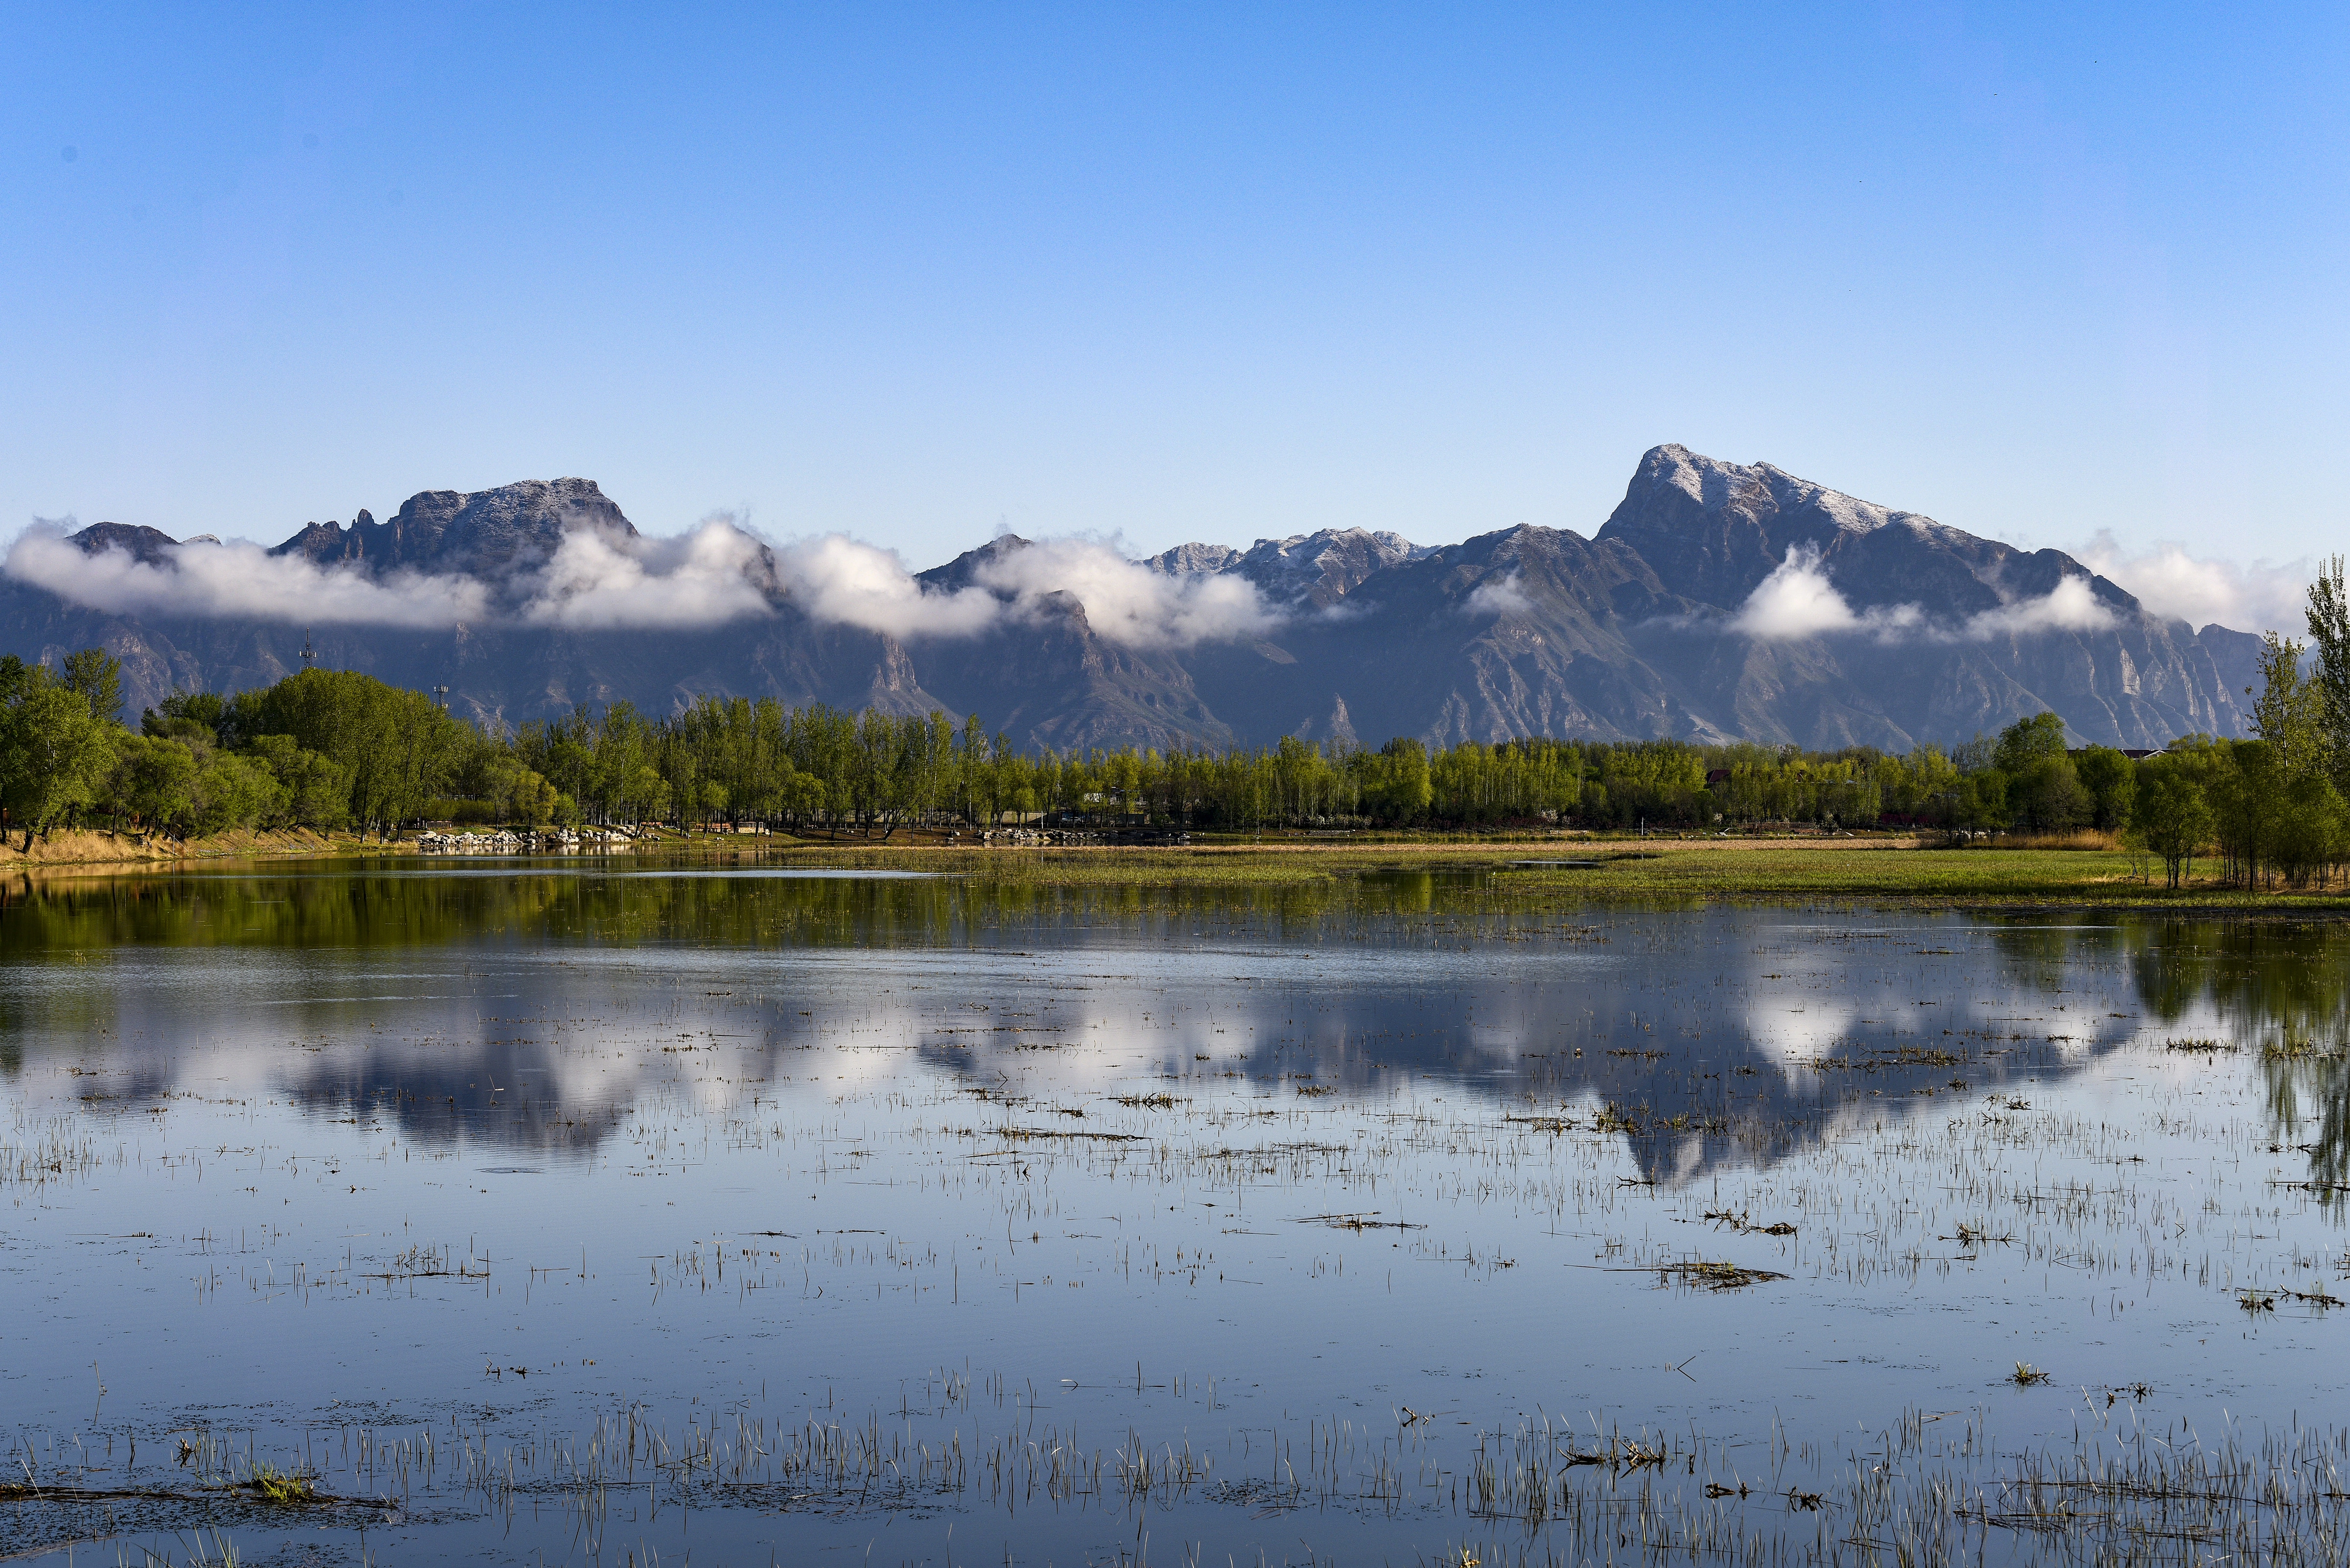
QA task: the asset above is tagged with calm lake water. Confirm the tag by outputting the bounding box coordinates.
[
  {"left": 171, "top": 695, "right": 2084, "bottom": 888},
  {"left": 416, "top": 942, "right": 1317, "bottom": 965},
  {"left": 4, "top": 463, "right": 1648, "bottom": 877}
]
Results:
[{"left": 5, "top": 855, "right": 2350, "bottom": 1566}]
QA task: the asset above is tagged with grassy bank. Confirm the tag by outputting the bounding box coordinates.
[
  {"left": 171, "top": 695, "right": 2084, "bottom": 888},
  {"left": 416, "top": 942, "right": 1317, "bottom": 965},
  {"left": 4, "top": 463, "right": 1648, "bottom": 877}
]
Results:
[
  {"left": 0, "top": 824, "right": 382, "bottom": 870},
  {"left": 18, "top": 826, "right": 2342, "bottom": 910},
  {"left": 749, "top": 833, "right": 2340, "bottom": 909}
]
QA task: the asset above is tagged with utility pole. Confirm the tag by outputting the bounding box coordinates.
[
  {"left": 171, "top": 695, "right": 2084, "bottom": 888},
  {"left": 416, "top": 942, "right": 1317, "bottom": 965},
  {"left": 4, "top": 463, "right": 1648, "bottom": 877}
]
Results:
[
  {"left": 299, "top": 632, "right": 317, "bottom": 670},
  {"left": 433, "top": 684, "right": 450, "bottom": 711}
]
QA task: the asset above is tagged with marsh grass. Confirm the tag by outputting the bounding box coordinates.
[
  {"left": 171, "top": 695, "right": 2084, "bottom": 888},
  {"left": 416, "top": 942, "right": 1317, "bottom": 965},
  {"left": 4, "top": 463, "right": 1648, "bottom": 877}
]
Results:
[
  {"left": 723, "top": 836, "right": 2350, "bottom": 908},
  {"left": 28, "top": 1398, "right": 2350, "bottom": 1568},
  {"left": 237, "top": 1462, "right": 317, "bottom": 1505}
]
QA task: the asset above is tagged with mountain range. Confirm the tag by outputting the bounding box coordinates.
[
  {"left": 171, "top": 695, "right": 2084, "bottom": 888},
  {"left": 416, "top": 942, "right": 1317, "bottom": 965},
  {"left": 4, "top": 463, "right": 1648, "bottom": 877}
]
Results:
[{"left": 1, "top": 445, "right": 2267, "bottom": 751}]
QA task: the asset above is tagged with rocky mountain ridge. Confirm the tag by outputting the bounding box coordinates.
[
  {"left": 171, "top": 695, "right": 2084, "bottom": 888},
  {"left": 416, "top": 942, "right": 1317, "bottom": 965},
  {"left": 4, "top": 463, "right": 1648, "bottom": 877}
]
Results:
[{"left": 4, "top": 446, "right": 2268, "bottom": 751}]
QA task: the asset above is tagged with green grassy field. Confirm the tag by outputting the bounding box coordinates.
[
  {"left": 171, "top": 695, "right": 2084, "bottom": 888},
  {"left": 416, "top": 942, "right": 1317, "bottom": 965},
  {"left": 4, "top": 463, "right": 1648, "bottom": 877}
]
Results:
[
  {"left": 736, "top": 834, "right": 2335, "bottom": 909},
  {"left": 27, "top": 826, "right": 2335, "bottom": 910}
]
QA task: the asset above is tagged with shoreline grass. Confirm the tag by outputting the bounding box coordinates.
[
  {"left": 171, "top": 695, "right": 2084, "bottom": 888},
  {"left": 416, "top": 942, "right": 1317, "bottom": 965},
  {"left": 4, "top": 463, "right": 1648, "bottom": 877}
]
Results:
[{"left": 21, "top": 827, "right": 2350, "bottom": 911}]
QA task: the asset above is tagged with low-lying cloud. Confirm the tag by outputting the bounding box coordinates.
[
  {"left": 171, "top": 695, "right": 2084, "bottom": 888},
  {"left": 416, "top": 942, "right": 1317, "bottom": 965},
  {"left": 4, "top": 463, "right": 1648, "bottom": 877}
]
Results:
[
  {"left": 1963, "top": 573, "right": 2115, "bottom": 637},
  {"left": 976, "top": 538, "right": 1281, "bottom": 647},
  {"left": 1731, "top": 548, "right": 1924, "bottom": 639},
  {"left": 6, "top": 514, "right": 1283, "bottom": 648},
  {"left": 772, "top": 534, "right": 1280, "bottom": 647},
  {"left": 1731, "top": 546, "right": 2112, "bottom": 643},
  {"left": 6, "top": 518, "right": 789, "bottom": 631},
  {"left": 2076, "top": 531, "right": 2309, "bottom": 635},
  {"left": 1465, "top": 572, "right": 1535, "bottom": 618},
  {"left": 522, "top": 519, "right": 778, "bottom": 630},
  {"left": 6, "top": 530, "right": 493, "bottom": 628},
  {"left": 771, "top": 536, "right": 1000, "bottom": 640}
]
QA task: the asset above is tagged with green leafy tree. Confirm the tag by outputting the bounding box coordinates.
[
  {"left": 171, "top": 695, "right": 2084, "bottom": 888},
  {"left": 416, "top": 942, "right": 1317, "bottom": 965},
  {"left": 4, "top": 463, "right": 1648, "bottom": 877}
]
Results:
[
  {"left": 0, "top": 657, "right": 119, "bottom": 846},
  {"left": 1952, "top": 768, "right": 2009, "bottom": 834},
  {"left": 59, "top": 648, "right": 123, "bottom": 726},
  {"left": 1363, "top": 737, "right": 1433, "bottom": 824},
  {"left": 2274, "top": 772, "right": 2349, "bottom": 889},
  {"left": 146, "top": 690, "right": 229, "bottom": 741},
  {"left": 2305, "top": 555, "right": 2350, "bottom": 790},
  {"left": 2008, "top": 755, "right": 2085, "bottom": 833},
  {"left": 2129, "top": 762, "right": 2212, "bottom": 889},
  {"left": 2249, "top": 631, "right": 2326, "bottom": 780},
  {"left": 1994, "top": 712, "right": 2069, "bottom": 774},
  {"left": 243, "top": 735, "right": 351, "bottom": 830},
  {"left": 107, "top": 733, "right": 199, "bottom": 836},
  {"left": 2209, "top": 740, "right": 2286, "bottom": 889},
  {"left": 2073, "top": 746, "right": 2136, "bottom": 832},
  {"left": 189, "top": 751, "right": 284, "bottom": 835}
]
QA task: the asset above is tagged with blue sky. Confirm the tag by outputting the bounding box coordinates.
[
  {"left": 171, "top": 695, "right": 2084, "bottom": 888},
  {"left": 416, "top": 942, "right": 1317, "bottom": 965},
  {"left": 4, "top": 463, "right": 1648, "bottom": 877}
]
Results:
[{"left": 5, "top": 3, "right": 2343, "bottom": 590}]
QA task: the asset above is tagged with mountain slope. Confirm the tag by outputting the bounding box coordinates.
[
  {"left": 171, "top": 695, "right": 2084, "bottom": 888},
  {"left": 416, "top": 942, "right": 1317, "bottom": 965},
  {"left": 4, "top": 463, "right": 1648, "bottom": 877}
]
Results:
[{"left": 2, "top": 452, "right": 2266, "bottom": 750}]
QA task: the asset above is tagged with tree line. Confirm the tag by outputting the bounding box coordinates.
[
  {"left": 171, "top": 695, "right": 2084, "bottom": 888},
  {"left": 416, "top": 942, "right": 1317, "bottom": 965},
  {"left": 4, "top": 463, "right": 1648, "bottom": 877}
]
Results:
[{"left": 1, "top": 556, "right": 2343, "bottom": 891}]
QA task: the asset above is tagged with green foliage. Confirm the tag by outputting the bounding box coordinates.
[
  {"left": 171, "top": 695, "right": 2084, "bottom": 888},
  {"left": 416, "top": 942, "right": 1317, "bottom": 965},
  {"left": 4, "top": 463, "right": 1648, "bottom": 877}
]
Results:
[
  {"left": 59, "top": 648, "right": 123, "bottom": 726},
  {"left": 2305, "top": 555, "right": 2350, "bottom": 790},
  {"left": 0, "top": 655, "right": 119, "bottom": 846},
  {"left": 2007, "top": 754, "right": 2085, "bottom": 833},
  {"left": 1951, "top": 769, "right": 2008, "bottom": 833},
  {"left": 2129, "top": 761, "right": 2213, "bottom": 889},
  {"left": 191, "top": 750, "right": 284, "bottom": 836},
  {"left": 232, "top": 668, "right": 470, "bottom": 833},
  {"left": 2274, "top": 772, "right": 2349, "bottom": 889},
  {"left": 8, "top": 640, "right": 2350, "bottom": 899},
  {"left": 242, "top": 735, "right": 351, "bottom": 830},
  {"left": 1361, "top": 737, "right": 1433, "bottom": 824},
  {"left": 1994, "top": 712, "right": 2069, "bottom": 773},
  {"left": 110, "top": 732, "right": 198, "bottom": 834},
  {"left": 2073, "top": 747, "right": 2136, "bottom": 831},
  {"left": 2250, "top": 632, "right": 2326, "bottom": 778},
  {"left": 2209, "top": 739, "right": 2289, "bottom": 889},
  {"left": 147, "top": 689, "right": 229, "bottom": 740}
]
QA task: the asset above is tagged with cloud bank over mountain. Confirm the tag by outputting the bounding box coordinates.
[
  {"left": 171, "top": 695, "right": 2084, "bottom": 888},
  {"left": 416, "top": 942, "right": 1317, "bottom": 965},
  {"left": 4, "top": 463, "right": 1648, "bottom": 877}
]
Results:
[
  {"left": 2074, "top": 531, "right": 2311, "bottom": 634},
  {"left": 0, "top": 447, "right": 2286, "bottom": 753},
  {"left": 8, "top": 519, "right": 791, "bottom": 632},
  {"left": 772, "top": 534, "right": 1281, "bottom": 648},
  {"left": 1727, "top": 546, "right": 2116, "bottom": 642},
  {"left": 7, "top": 529, "right": 492, "bottom": 628}
]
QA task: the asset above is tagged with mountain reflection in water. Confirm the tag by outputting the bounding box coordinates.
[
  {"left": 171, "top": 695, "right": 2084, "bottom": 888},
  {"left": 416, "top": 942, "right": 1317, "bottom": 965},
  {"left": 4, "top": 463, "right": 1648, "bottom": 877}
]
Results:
[{"left": 5, "top": 858, "right": 2348, "bottom": 1188}]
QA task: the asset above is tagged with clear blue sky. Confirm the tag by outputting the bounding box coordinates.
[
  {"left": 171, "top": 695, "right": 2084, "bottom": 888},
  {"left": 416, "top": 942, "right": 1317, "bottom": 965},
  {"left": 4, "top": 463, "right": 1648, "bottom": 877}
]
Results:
[{"left": 5, "top": 3, "right": 2343, "bottom": 571}]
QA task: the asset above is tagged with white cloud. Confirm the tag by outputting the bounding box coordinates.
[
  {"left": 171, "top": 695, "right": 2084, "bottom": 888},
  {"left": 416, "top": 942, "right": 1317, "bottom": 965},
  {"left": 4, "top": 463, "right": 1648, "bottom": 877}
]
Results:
[
  {"left": 975, "top": 538, "right": 1281, "bottom": 647},
  {"left": 769, "top": 533, "right": 1282, "bottom": 648},
  {"left": 519, "top": 518, "right": 777, "bottom": 629},
  {"left": 2075, "top": 531, "right": 2309, "bottom": 634},
  {"left": 1962, "top": 573, "right": 2114, "bottom": 637},
  {"left": 1730, "top": 547, "right": 1925, "bottom": 640},
  {"left": 6, "top": 517, "right": 794, "bottom": 631},
  {"left": 1730, "top": 546, "right": 2113, "bottom": 643},
  {"left": 773, "top": 535, "right": 1001, "bottom": 640},
  {"left": 7, "top": 514, "right": 1287, "bottom": 646},
  {"left": 5, "top": 531, "right": 492, "bottom": 628},
  {"left": 1465, "top": 572, "right": 1534, "bottom": 618}
]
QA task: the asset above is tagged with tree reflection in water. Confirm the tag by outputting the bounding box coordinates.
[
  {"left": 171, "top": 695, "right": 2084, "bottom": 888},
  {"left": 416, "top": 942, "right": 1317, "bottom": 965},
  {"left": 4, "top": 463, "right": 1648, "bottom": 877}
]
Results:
[{"left": 6, "top": 858, "right": 2350, "bottom": 1190}]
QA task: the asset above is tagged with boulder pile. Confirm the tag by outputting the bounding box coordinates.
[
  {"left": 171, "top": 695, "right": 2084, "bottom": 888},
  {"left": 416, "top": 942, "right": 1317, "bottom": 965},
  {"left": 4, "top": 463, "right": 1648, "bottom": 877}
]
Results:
[{"left": 415, "top": 827, "right": 639, "bottom": 854}]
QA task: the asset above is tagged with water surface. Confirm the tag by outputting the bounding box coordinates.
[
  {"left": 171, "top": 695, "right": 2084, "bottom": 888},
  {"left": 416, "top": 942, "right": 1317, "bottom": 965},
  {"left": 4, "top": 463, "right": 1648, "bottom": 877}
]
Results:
[{"left": 5, "top": 857, "right": 2348, "bottom": 1565}]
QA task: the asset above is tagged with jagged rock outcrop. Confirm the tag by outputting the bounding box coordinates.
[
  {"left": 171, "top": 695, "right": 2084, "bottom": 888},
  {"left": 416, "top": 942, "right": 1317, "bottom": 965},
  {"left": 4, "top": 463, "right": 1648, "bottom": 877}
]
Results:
[
  {"left": 1148, "top": 527, "right": 1432, "bottom": 608},
  {"left": 270, "top": 479, "right": 635, "bottom": 577}
]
